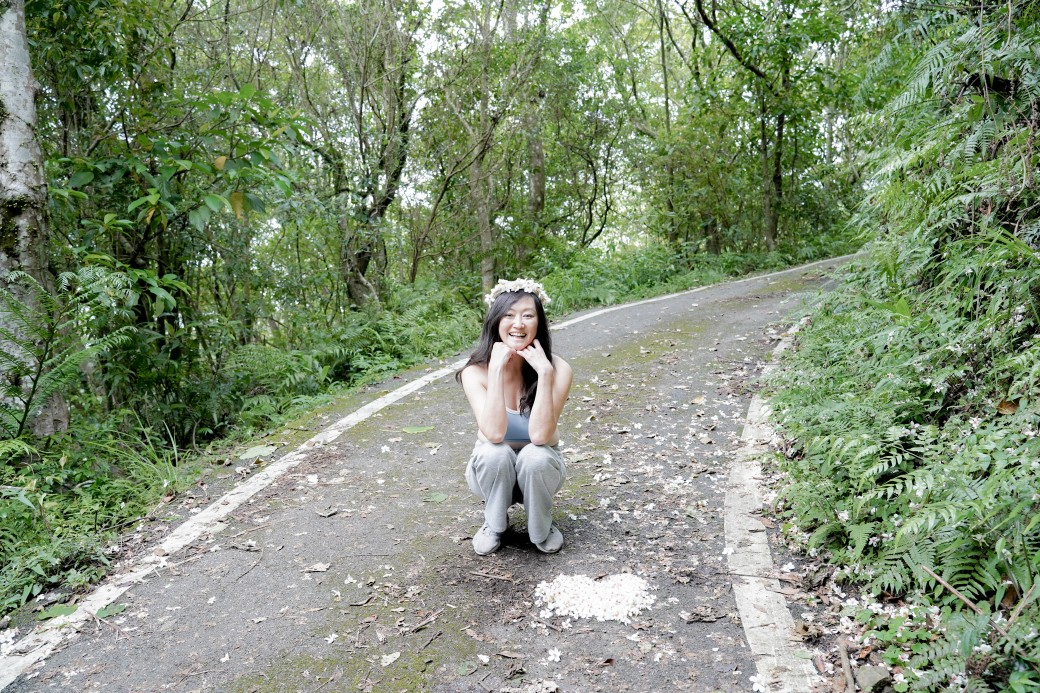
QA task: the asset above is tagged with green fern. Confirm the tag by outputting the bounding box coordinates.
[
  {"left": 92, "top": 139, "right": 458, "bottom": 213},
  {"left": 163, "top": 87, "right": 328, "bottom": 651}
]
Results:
[{"left": 0, "top": 269, "right": 133, "bottom": 439}]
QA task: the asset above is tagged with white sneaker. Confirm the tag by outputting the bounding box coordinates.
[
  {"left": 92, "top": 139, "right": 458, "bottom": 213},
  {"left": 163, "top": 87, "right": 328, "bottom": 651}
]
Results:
[
  {"left": 534, "top": 525, "right": 564, "bottom": 554},
  {"left": 473, "top": 523, "right": 502, "bottom": 555}
]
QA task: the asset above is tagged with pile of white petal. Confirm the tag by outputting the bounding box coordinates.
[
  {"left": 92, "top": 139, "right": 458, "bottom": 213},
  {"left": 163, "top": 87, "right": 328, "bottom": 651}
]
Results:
[{"left": 534, "top": 573, "right": 655, "bottom": 624}]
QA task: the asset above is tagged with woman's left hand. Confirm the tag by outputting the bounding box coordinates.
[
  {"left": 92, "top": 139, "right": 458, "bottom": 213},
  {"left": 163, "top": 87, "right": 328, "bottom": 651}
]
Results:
[{"left": 516, "top": 339, "right": 553, "bottom": 376}]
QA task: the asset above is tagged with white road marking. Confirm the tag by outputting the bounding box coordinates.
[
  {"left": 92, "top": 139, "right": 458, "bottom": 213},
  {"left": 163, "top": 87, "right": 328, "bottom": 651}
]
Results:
[
  {"left": 0, "top": 254, "right": 852, "bottom": 689},
  {"left": 726, "top": 326, "right": 821, "bottom": 691}
]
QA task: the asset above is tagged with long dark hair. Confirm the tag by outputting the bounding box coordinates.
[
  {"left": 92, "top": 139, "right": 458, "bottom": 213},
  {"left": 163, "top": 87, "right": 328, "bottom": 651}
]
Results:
[{"left": 456, "top": 291, "right": 553, "bottom": 416}]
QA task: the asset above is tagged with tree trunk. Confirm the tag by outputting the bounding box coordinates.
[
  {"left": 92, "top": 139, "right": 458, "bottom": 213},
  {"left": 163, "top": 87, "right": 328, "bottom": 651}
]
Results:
[
  {"left": 758, "top": 89, "right": 778, "bottom": 251},
  {"left": 658, "top": 0, "right": 677, "bottom": 247},
  {"left": 473, "top": 153, "right": 495, "bottom": 293},
  {"left": 527, "top": 103, "right": 545, "bottom": 230},
  {"left": 768, "top": 111, "right": 785, "bottom": 250},
  {"left": 0, "top": 0, "right": 68, "bottom": 435}
]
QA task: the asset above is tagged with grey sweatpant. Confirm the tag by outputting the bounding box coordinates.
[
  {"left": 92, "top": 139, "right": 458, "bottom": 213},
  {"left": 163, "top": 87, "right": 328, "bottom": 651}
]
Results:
[{"left": 465, "top": 441, "right": 566, "bottom": 544}]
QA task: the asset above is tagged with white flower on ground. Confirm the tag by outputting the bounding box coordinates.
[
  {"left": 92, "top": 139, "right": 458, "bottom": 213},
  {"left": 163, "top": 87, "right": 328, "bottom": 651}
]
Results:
[
  {"left": 547, "top": 647, "right": 561, "bottom": 662},
  {"left": 534, "top": 573, "right": 655, "bottom": 624}
]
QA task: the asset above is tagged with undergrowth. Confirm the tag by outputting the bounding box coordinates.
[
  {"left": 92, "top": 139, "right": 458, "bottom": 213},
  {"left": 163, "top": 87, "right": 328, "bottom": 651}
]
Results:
[{"left": 768, "top": 0, "right": 1040, "bottom": 687}]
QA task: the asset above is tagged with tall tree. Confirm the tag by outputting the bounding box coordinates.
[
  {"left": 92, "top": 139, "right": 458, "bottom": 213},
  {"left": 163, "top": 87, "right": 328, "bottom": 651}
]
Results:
[
  {"left": 0, "top": 0, "right": 67, "bottom": 435},
  {"left": 282, "top": 0, "right": 423, "bottom": 307}
]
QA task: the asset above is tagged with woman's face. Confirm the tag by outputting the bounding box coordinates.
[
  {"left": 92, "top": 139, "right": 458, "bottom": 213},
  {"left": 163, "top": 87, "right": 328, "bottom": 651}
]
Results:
[{"left": 497, "top": 295, "right": 538, "bottom": 351}]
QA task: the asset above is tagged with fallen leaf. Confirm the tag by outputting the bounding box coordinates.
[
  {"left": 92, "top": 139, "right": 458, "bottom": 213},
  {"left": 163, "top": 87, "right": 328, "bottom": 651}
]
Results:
[
  {"left": 381, "top": 652, "right": 400, "bottom": 667},
  {"left": 423, "top": 492, "right": 449, "bottom": 503},
  {"left": 497, "top": 651, "right": 526, "bottom": 659},
  {"left": 691, "top": 395, "right": 706, "bottom": 405},
  {"left": 402, "top": 425, "right": 434, "bottom": 434},
  {"left": 997, "top": 400, "right": 1019, "bottom": 415},
  {"left": 315, "top": 507, "right": 338, "bottom": 518},
  {"left": 457, "top": 661, "right": 477, "bottom": 675},
  {"left": 304, "top": 563, "right": 330, "bottom": 573},
  {"left": 37, "top": 604, "right": 76, "bottom": 620},
  {"left": 95, "top": 603, "right": 127, "bottom": 619},
  {"left": 239, "top": 445, "right": 278, "bottom": 461},
  {"left": 684, "top": 606, "right": 725, "bottom": 623}
]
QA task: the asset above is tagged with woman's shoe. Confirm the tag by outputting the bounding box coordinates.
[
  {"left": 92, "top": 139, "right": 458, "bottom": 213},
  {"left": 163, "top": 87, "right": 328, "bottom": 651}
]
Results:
[
  {"left": 473, "top": 523, "right": 502, "bottom": 555},
  {"left": 534, "top": 525, "right": 564, "bottom": 553}
]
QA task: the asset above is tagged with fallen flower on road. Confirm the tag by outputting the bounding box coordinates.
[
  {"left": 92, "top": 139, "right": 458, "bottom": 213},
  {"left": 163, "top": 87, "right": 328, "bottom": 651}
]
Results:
[{"left": 534, "top": 573, "right": 655, "bottom": 624}]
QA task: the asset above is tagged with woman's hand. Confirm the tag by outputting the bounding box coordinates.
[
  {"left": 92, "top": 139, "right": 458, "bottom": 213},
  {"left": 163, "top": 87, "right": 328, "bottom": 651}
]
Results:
[
  {"left": 516, "top": 339, "right": 553, "bottom": 377},
  {"left": 489, "top": 342, "right": 514, "bottom": 372}
]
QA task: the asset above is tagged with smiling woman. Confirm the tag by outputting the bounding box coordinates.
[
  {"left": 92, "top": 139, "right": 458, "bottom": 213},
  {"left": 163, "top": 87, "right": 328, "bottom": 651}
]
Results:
[{"left": 455, "top": 278, "right": 573, "bottom": 556}]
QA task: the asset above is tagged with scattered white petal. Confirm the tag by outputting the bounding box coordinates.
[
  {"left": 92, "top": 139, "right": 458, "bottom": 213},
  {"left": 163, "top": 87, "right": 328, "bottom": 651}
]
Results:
[
  {"left": 220, "top": 652, "right": 230, "bottom": 663},
  {"left": 547, "top": 647, "right": 562, "bottom": 662},
  {"left": 477, "top": 654, "right": 490, "bottom": 664},
  {"left": 325, "top": 633, "right": 338, "bottom": 644}
]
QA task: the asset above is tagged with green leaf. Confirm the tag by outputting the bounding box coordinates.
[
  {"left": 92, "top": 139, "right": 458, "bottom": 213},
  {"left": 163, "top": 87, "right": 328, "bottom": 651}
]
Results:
[
  {"left": 402, "top": 426, "right": 434, "bottom": 434},
  {"left": 38, "top": 604, "right": 77, "bottom": 620},
  {"left": 239, "top": 445, "right": 278, "bottom": 461},
  {"left": 96, "top": 603, "right": 127, "bottom": 619},
  {"left": 68, "top": 171, "right": 94, "bottom": 188},
  {"left": 423, "top": 492, "right": 449, "bottom": 503},
  {"left": 239, "top": 83, "right": 257, "bottom": 99},
  {"left": 127, "top": 195, "right": 152, "bottom": 212},
  {"left": 203, "top": 194, "right": 226, "bottom": 212},
  {"left": 188, "top": 205, "right": 211, "bottom": 231}
]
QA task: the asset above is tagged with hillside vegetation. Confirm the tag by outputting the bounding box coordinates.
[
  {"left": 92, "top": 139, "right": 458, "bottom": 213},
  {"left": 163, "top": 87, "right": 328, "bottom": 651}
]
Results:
[{"left": 770, "top": 1, "right": 1040, "bottom": 689}]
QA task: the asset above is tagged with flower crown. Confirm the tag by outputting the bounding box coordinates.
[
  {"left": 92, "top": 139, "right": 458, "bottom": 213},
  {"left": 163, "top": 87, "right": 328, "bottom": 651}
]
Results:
[{"left": 484, "top": 278, "right": 551, "bottom": 307}]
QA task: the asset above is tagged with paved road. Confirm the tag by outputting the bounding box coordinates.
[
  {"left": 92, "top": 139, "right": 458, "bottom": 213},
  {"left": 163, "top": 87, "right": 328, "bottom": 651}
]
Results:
[{"left": 2, "top": 259, "right": 845, "bottom": 692}]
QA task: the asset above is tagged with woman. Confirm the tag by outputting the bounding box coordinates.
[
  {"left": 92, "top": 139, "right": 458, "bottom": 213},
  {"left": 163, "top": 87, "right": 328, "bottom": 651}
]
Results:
[{"left": 457, "top": 278, "right": 573, "bottom": 555}]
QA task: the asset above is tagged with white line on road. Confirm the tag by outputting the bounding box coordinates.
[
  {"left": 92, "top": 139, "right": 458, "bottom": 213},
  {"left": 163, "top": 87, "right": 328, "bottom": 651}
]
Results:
[
  {"left": 0, "top": 254, "right": 852, "bottom": 689},
  {"left": 726, "top": 327, "right": 822, "bottom": 692}
]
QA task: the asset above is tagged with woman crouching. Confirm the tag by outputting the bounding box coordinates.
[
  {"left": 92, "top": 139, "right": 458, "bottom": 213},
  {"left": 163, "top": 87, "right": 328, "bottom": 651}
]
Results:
[{"left": 457, "top": 279, "right": 573, "bottom": 555}]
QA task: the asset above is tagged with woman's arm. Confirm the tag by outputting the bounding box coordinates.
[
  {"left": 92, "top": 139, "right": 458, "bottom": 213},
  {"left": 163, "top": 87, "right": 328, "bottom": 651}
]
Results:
[
  {"left": 460, "top": 344, "right": 513, "bottom": 443},
  {"left": 520, "top": 345, "right": 573, "bottom": 445}
]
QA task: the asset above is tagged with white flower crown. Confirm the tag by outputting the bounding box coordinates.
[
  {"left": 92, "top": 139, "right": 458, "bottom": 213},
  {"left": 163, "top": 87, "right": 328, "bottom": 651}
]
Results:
[{"left": 484, "top": 278, "right": 551, "bottom": 307}]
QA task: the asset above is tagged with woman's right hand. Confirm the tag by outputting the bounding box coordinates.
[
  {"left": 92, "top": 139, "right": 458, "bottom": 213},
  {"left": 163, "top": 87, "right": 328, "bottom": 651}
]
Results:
[{"left": 489, "top": 342, "right": 513, "bottom": 372}]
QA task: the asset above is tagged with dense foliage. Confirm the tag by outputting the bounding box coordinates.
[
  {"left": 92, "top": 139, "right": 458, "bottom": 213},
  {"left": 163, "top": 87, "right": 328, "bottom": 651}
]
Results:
[{"left": 770, "top": 0, "right": 1040, "bottom": 688}]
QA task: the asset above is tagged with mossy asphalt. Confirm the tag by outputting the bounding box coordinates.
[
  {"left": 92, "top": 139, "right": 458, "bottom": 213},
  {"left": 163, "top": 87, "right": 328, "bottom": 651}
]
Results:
[{"left": 2, "top": 259, "right": 847, "bottom": 693}]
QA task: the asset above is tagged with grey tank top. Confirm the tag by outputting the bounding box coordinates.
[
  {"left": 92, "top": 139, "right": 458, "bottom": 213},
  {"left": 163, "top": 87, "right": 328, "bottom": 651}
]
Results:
[{"left": 504, "top": 408, "right": 530, "bottom": 444}]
